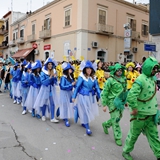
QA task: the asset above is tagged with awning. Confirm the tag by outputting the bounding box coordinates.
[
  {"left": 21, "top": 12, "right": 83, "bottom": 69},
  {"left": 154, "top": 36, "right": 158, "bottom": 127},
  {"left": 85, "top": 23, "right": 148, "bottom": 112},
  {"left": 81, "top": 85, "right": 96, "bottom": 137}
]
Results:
[{"left": 12, "top": 48, "right": 33, "bottom": 58}]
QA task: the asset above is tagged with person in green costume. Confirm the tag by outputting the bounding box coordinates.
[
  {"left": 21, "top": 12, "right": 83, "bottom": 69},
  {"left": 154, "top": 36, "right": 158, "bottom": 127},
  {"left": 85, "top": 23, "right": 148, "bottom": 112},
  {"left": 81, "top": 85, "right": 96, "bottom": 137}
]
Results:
[
  {"left": 101, "top": 63, "right": 128, "bottom": 146},
  {"left": 122, "top": 57, "right": 160, "bottom": 160}
]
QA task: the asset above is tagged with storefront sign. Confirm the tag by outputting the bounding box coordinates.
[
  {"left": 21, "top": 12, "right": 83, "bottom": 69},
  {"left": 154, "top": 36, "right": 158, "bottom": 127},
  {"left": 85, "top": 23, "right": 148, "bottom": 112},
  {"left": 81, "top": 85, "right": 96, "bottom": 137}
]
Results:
[{"left": 44, "top": 44, "right": 51, "bottom": 50}]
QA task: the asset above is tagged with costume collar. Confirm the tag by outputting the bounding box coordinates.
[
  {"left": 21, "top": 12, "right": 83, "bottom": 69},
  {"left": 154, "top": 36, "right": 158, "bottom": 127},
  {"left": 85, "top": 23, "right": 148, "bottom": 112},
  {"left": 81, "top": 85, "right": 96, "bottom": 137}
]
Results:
[{"left": 79, "top": 72, "right": 96, "bottom": 82}]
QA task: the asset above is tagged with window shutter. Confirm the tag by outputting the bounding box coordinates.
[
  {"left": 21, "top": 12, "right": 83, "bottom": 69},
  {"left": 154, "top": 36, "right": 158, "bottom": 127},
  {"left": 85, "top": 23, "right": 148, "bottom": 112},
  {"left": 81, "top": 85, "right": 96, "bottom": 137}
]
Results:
[
  {"left": 48, "top": 18, "right": 51, "bottom": 29},
  {"left": 141, "top": 24, "right": 144, "bottom": 36},
  {"left": 132, "top": 19, "right": 136, "bottom": 31},
  {"left": 146, "top": 25, "right": 149, "bottom": 36},
  {"left": 32, "top": 24, "right": 35, "bottom": 34},
  {"left": 44, "top": 20, "right": 47, "bottom": 30}
]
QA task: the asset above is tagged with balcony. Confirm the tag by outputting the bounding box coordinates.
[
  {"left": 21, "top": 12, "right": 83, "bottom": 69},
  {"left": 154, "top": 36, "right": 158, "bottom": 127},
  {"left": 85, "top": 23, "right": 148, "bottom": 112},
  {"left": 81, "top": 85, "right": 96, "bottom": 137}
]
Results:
[
  {"left": 17, "top": 37, "right": 25, "bottom": 44},
  {"left": 39, "top": 29, "right": 51, "bottom": 39},
  {"left": 0, "top": 41, "right": 8, "bottom": 49},
  {"left": 97, "top": 23, "right": 114, "bottom": 35},
  {"left": 27, "top": 34, "right": 36, "bottom": 42},
  {"left": 9, "top": 40, "right": 16, "bottom": 47},
  {"left": 131, "top": 31, "right": 140, "bottom": 40},
  {"left": 0, "top": 27, "right": 8, "bottom": 35}
]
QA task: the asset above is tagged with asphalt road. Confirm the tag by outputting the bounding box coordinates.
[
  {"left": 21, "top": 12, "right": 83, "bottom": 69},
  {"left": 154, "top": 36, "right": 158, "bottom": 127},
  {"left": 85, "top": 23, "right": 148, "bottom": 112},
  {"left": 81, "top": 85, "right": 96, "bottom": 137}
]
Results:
[{"left": 0, "top": 89, "right": 160, "bottom": 160}]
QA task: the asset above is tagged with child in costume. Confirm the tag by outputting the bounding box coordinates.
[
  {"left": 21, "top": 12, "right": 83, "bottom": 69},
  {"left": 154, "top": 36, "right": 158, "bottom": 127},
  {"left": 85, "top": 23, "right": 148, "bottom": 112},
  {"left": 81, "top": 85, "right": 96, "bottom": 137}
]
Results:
[
  {"left": 95, "top": 60, "right": 106, "bottom": 91},
  {"left": 122, "top": 57, "right": 160, "bottom": 160},
  {"left": 10, "top": 63, "right": 21, "bottom": 104},
  {"left": 21, "top": 62, "right": 31, "bottom": 115},
  {"left": 59, "top": 62, "right": 75, "bottom": 127},
  {"left": 72, "top": 60, "right": 101, "bottom": 135},
  {"left": 34, "top": 58, "right": 59, "bottom": 123},
  {"left": 125, "top": 62, "right": 139, "bottom": 90},
  {"left": 25, "top": 60, "right": 42, "bottom": 118},
  {"left": 101, "top": 63, "right": 127, "bottom": 146}
]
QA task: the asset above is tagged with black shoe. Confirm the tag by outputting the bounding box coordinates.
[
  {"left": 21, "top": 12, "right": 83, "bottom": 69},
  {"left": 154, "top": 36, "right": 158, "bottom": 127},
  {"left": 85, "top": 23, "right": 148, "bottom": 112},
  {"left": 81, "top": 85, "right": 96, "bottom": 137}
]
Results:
[
  {"left": 157, "top": 158, "right": 160, "bottom": 160},
  {"left": 0, "top": 90, "right": 2, "bottom": 93}
]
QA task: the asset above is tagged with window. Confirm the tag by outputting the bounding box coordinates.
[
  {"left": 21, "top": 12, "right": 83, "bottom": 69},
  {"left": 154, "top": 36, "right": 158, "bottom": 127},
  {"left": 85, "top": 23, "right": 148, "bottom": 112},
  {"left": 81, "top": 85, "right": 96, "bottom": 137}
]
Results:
[
  {"left": 13, "top": 33, "right": 15, "bottom": 40},
  {"left": 97, "top": 51, "right": 106, "bottom": 62},
  {"left": 20, "top": 29, "right": 24, "bottom": 37},
  {"left": 65, "top": 10, "right": 70, "bottom": 26},
  {"left": 128, "top": 18, "right": 136, "bottom": 31},
  {"left": 99, "top": 10, "right": 106, "bottom": 24},
  {"left": 45, "top": 52, "right": 49, "bottom": 60},
  {"left": 44, "top": 18, "right": 51, "bottom": 30},
  {"left": 32, "top": 24, "right": 35, "bottom": 35},
  {"left": 6, "top": 20, "right": 9, "bottom": 30},
  {"left": 141, "top": 24, "right": 148, "bottom": 36}
]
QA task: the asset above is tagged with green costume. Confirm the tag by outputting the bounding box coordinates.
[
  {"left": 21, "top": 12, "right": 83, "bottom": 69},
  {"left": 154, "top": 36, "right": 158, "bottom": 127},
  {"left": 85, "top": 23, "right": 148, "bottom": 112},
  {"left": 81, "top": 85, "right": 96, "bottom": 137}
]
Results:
[
  {"left": 123, "top": 57, "right": 160, "bottom": 160},
  {"left": 101, "top": 63, "right": 127, "bottom": 146}
]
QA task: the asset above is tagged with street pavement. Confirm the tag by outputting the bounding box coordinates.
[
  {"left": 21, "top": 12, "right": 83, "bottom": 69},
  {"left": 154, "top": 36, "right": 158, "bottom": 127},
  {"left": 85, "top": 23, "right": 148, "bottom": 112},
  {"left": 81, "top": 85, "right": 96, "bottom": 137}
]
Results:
[{"left": 0, "top": 89, "right": 160, "bottom": 160}]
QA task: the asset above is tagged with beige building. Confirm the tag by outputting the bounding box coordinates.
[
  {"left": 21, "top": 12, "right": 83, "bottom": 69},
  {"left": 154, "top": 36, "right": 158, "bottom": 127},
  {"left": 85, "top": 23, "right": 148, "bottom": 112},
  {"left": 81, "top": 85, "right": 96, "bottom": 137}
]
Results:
[{"left": 9, "top": 0, "right": 149, "bottom": 62}]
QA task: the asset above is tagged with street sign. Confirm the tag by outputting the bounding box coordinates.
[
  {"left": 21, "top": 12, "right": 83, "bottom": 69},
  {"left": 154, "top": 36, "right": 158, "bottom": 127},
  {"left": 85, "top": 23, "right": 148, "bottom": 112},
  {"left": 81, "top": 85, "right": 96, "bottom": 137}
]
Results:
[{"left": 144, "top": 44, "right": 156, "bottom": 52}]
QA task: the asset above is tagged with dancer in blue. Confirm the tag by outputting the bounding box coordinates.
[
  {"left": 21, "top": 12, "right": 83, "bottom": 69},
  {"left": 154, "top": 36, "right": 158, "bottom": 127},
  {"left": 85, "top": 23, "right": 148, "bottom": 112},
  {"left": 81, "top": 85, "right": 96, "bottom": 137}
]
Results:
[
  {"left": 10, "top": 62, "right": 20, "bottom": 104},
  {"left": 72, "top": 60, "right": 101, "bottom": 135},
  {"left": 34, "top": 58, "right": 59, "bottom": 123},
  {"left": 21, "top": 62, "right": 31, "bottom": 115},
  {"left": 59, "top": 62, "right": 75, "bottom": 127},
  {"left": 25, "top": 60, "right": 42, "bottom": 118}
]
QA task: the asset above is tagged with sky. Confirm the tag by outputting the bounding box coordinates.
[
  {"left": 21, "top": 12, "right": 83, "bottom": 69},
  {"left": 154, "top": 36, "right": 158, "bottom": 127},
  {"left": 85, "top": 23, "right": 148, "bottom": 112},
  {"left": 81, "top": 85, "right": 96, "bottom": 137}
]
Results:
[{"left": 0, "top": 0, "right": 149, "bottom": 19}]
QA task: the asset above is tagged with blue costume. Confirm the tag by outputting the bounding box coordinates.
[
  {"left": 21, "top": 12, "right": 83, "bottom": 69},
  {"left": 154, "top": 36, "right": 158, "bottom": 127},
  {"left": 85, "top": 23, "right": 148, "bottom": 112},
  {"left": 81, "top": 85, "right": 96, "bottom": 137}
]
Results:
[
  {"left": 10, "top": 63, "right": 21, "bottom": 104},
  {"left": 21, "top": 62, "right": 31, "bottom": 115},
  {"left": 34, "top": 58, "right": 59, "bottom": 122},
  {"left": 25, "top": 60, "right": 42, "bottom": 119},
  {"left": 59, "top": 62, "right": 75, "bottom": 127},
  {"left": 72, "top": 60, "right": 101, "bottom": 135}
]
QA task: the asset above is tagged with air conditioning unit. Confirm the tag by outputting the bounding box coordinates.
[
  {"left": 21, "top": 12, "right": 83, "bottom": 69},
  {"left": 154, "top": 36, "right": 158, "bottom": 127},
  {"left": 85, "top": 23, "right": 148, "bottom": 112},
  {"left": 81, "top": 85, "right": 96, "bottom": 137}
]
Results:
[
  {"left": 132, "top": 47, "right": 138, "bottom": 53},
  {"left": 34, "top": 49, "right": 39, "bottom": 55},
  {"left": 92, "top": 42, "right": 98, "bottom": 48}
]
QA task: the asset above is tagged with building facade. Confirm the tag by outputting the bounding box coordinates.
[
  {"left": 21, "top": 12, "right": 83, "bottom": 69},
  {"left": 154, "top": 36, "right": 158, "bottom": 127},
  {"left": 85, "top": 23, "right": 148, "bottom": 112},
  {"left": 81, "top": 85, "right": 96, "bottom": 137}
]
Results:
[
  {"left": 8, "top": 0, "right": 149, "bottom": 62},
  {"left": 149, "top": 0, "right": 160, "bottom": 61}
]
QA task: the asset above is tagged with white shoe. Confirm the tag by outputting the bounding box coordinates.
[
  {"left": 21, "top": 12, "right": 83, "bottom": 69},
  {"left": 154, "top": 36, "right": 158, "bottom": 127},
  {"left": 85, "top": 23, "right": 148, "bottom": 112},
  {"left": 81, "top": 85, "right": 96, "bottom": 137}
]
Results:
[
  {"left": 17, "top": 101, "right": 20, "bottom": 105},
  {"left": 22, "top": 110, "right": 27, "bottom": 115},
  {"left": 13, "top": 100, "right": 17, "bottom": 104},
  {"left": 28, "top": 110, "right": 32, "bottom": 113},
  {"left": 42, "top": 116, "right": 46, "bottom": 121},
  {"left": 50, "top": 118, "right": 59, "bottom": 123}
]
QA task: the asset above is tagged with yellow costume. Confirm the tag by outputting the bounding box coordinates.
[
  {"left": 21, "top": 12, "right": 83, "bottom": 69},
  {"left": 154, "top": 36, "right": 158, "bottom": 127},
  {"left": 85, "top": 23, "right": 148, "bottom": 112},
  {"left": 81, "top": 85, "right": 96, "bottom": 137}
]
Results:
[
  {"left": 125, "top": 62, "right": 140, "bottom": 90},
  {"left": 74, "top": 64, "right": 80, "bottom": 80},
  {"left": 56, "top": 64, "right": 63, "bottom": 80}
]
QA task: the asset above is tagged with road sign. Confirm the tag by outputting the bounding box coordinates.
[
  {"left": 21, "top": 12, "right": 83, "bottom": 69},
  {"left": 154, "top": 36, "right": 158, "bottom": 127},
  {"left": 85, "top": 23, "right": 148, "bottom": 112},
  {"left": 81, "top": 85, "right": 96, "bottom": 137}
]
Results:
[{"left": 144, "top": 44, "right": 156, "bottom": 52}]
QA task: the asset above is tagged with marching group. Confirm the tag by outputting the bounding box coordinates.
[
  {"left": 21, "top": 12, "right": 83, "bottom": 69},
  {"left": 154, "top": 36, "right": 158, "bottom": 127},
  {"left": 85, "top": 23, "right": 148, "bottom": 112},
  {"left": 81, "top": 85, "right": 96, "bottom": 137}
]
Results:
[{"left": 0, "top": 56, "right": 160, "bottom": 160}]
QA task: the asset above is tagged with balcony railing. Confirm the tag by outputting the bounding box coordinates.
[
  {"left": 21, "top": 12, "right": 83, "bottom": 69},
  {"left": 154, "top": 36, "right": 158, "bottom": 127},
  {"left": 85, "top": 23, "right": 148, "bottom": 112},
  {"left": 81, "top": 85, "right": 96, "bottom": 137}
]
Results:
[
  {"left": 0, "top": 41, "right": 8, "bottom": 49},
  {"left": 97, "top": 23, "right": 114, "bottom": 34},
  {"left": 27, "top": 34, "right": 36, "bottom": 42},
  {"left": 39, "top": 29, "right": 51, "bottom": 39},
  {"left": 9, "top": 40, "right": 16, "bottom": 47},
  {"left": 0, "top": 28, "right": 8, "bottom": 35},
  {"left": 131, "top": 31, "right": 140, "bottom": 40},
  {"left": 17, "top": 37, "right": 25, "bottom": 44}
]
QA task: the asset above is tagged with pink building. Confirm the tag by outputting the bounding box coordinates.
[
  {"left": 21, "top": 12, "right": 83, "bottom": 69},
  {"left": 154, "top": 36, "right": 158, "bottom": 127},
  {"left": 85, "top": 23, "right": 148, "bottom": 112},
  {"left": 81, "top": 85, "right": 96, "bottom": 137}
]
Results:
[{"left": 8, "top": 0, "right": 149, "bottom": 62}]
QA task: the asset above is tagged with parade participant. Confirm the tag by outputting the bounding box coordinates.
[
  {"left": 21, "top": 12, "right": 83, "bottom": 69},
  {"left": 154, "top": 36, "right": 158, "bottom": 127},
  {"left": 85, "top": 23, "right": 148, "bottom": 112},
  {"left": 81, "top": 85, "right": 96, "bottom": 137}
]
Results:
[
  {"left": 95, "top": 60, "right": 106, "bottom": 91},
  {"left": 16, "top": 60, "right": 28, "bottom": 104},
  {"left": 10, "top": 62, "right": 20, "bottom": 104},
  {"left": 59, "top": 62, "right": 75, "bottom": 127},
  {"left": 0, "top": 59, "right": 5, "bottom": 93},
  {"left": 72, "top": 60, "right": 101, "bottom": 135},
  {"left": 122, "top": 57, "right": 160, "bottom": 160},
  {"left": 25, "top": 60, "right": 42, "bottom": 118},
  {"left": 56, "top": 62, "right": 63, "bottom": 81},
  {"left": 4, "top": 60, "right": 11, "bottom": 91},
  {"left": 135, "top": 63, "right": 142, "bottom": 74},
  {"left": 21, "top": 62, "right": 31, "bottom": 115},
  {"left": 101, "top": 63, "right": 127, "bottom": 146},
  {"left": 125, "top": 62, "right": 139, "bottom": 90},
  {"left": 34, "top": 58, "right": 59, "bottom": 123}
]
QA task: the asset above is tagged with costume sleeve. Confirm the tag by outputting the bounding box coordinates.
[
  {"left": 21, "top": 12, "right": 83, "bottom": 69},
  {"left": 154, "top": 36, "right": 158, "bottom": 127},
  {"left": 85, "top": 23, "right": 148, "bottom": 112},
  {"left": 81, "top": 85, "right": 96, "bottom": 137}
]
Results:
[
  {"left": 21, "top": 74, "right": 27, "bottom": 84},
  {"left": 100, "top": 78, "right": 111, "bottom": 106},
  {"left": 72, "top": 76, "right": 83, "bottom": 99},
  {"left": 40, "top": 72, "right": 52, "bottom": 86},
  {"left": 60, "top": 76, "right": 73, "bottom": 90},
  {"left": 127, "top": 81, "right": 142, "bottom": 110},
  {"left": 94, "top": 79, "right": 101, "bottom": 99}
]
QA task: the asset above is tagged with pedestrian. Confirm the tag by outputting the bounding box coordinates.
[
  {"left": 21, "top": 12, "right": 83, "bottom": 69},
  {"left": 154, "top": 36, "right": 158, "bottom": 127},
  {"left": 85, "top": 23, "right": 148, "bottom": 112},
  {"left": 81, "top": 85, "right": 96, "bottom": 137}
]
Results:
[
  {"left": 21, "top": 62, "right": 31, "bottom": 115},
  {"left": 58, "top": 62, "right": 76, "bottom": 127},
  {"left": 72, "top": 60, "right": 101, "bottom": 135},
  {"left": 0, "top": 59, "right": 5, "bottom": 93},
  {"left": 34, "top": 58, "right": 59, "bottom": 123},
  {"left": 25, "top": 60, "right": 42, "bottom": 118},
  {"left": 122, "top": 57, "right": 160, "bottom": 160},
  {"left": 101, "top": 63, "right": 127, "bottom": 146}
]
